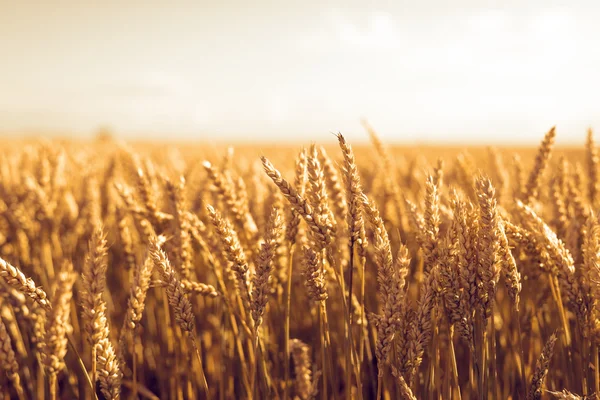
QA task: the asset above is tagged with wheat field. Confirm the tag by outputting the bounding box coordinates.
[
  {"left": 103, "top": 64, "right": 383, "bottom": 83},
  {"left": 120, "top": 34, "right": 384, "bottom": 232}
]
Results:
[{"left": 0, "top": 126, "right": 597, "bottom": 399}]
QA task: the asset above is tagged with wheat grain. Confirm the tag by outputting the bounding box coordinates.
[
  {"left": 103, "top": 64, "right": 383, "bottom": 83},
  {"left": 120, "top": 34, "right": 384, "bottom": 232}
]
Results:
[{"left": 529, "top": 332, "right": 558, "bottom": 400}]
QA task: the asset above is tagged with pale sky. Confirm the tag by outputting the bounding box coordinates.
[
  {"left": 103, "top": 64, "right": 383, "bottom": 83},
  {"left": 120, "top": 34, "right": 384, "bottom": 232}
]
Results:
[{"left": 1, "top": 1, "right": 600, "bottom": 144}]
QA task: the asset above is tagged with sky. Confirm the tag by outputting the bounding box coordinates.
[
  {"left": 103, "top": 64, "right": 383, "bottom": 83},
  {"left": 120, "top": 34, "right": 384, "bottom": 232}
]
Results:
[{"left": 1, "top": 0, "right": 600, "bottom": 144}]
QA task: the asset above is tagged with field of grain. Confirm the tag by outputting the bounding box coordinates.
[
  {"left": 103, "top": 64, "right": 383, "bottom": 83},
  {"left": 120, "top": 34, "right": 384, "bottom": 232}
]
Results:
[{"left": 0, "top": 126, "right": 598, "bottom": 399}]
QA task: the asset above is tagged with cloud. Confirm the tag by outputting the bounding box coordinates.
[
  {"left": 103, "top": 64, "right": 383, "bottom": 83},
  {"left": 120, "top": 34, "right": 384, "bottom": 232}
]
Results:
[
  {"left": 100, "top": 71, "right": 189, "bottom": 98},
  {"left": 328, "top": 10, "right": 403, "bottom": 50},
  {"left": 292, "top": 9, "right": 405, "bottom": 54}
]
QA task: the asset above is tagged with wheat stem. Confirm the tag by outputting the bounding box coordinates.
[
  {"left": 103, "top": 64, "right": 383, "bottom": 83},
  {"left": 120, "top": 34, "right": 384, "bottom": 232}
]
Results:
[{"left": 284, "top": 244, "right": 295, "bottom": 400}]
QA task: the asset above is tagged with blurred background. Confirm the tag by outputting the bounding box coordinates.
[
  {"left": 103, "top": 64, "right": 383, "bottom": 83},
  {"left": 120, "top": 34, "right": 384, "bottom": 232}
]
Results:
[{"left": 1, "top": 0, "right": 600, "bottom": 144}]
